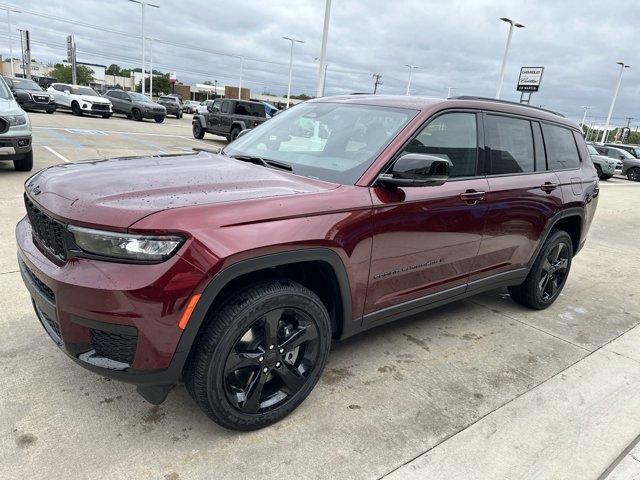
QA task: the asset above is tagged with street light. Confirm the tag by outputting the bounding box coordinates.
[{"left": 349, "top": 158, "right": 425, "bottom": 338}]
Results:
[
  {"left": 1, "top": 7, "right": 20, "bottom": 77},
  {"left": 316, "top": 0, "right": 331, "bottom": 97},
  {"left": 238, "top": 56, "right": 244, "bottom": 99},
  {"left": 129, "top": 0, "right": 159, "bottom": 97},
  {"left": 580, "top": 105, "right": 591, "bottom": 129},
  {"left": 282, "top": 36, "right": 304, "bottom": 108},
  {"left": 447, "top": 86, "right": 456, "bottom": 98},
  {"left": 495, "top": 17, "right": 524, "bottom": 99},
  {"left": 405, "top": 64, "right": 419, "bottom": 96},
  {"left": 601, "top": 62, "right": 630, "bottom": 143}
]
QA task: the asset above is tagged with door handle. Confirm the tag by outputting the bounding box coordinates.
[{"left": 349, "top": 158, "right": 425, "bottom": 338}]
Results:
[
  {"left": 459, "top": 190, "right": 485, "bottom": 205},
  {"left": 540, "top": 182, "right": 559, "bottom": 193}
]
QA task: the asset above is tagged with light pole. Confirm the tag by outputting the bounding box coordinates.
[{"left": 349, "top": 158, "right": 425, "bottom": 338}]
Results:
[
  {"left": 238, "top": 56, "right": 244, "bottom": 99},
  {"left": 316, "top": 0, "right": 331, "bottom": 97},
  {"left": 2, "top": 7, "right": 20, "bottom": 77},
  {"left": 447, "top": 86, "right": 456, "bottom": 98},
  {"left": 601, "top": 62, "right": 630, "bottom": 143},
  {"left": 405, "top": 64, "right": 419, "bottom": 96},
  {"left": 148, "top": 37, "right": 153, "bottom": 97},
  {"left": 495, "top": 17, "right": 524, "bottom": 99},
  {"left": 283, "top": 36, "right": 304, "bottom": 108},
  {"left": 580, "top": 106, "right": 591, "bottom": 129},
  {"left": 129, "top": 0, "right": 159, "bottom": 96}
]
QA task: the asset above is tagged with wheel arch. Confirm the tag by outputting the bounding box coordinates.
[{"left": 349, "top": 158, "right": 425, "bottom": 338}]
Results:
[
  {"left": 529, "top": 208, "right": 585, "bottom": 266},
  {"left": 231, "top": 121, "right": 247, "bottom": 132},
  {"left": 174, "top": 248, "right": 352, "bottom": 374}
]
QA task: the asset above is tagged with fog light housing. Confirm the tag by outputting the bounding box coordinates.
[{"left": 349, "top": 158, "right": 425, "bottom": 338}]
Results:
[
  {"left": 17, "top": 139, "right": 30, "bottom": 147},
  {"left": 83, "top": 104, "right": 88, "bottom": 109}
]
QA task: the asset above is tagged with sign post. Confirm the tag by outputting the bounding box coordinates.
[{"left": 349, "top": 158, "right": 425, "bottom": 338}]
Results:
[
  {"left": 169, "top": 71, "right": 177, "bottom": 93},
  {"left": 67, "top": 35, "right": 77, "bottom": 84},
  {"left": 517, "top": 66, "right": 544, "bottom": 104},
  {"left": 19, "top": 30, "right": 31, "bottom": 79}
]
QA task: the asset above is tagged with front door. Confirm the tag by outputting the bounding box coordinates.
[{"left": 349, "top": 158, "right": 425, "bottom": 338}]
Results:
[{"left": 365, "top": 111, "right": 489, "bottom": 321}]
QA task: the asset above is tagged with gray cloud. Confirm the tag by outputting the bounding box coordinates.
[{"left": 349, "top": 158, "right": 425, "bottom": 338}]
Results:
[{"left": 3, "top": 0, "right": 638, "bottom": 125}]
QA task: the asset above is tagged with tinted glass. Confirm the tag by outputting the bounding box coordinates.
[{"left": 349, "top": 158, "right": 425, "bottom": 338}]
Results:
[
  {"left": 401, "top": 112, "right": 478, "bottom": 178},
  {"left": 221, "top": 101, "right": 231, "bottom": 114},
  {"left": 212, "top": 99, "right": 222, "bottom": 112},
  {"left": 224, "top": 102, "right": 415, "bottom": 184},
  {"left": 541, "top": 124, "right": 580, "bottom": 170},
  {"left": 485, "top": 115, "right": 534, "bottom": 174}
]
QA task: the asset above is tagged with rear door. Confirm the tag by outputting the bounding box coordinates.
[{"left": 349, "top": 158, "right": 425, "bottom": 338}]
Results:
[
  {"left": 469, "top": 114, "right": 564, "bottom": 286},
  {"left": 365, "top": 111, "right": 490, "bottom": 321}
]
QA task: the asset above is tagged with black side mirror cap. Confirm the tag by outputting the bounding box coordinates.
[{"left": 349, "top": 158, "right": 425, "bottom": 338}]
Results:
[{"left": 378, "top": 153, "right": 451, "bottom": 187}]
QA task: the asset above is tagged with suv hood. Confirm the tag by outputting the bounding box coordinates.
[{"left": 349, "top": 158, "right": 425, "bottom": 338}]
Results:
[
  {"left": 80, "top": 95, "right": 111, "bottom": 104},
  {"left": 0, "top": 97, "right": 24, "bottom": 115},
  {"left": 25, "top": 150, "right": 338, "bottom": 228}
]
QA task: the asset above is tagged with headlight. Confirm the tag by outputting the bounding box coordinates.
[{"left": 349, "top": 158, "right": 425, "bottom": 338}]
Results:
[
  {"left": 5, "top": 114, "right": 27, "bottom": 126},
  {"left": 68, "top": 226, "right": 184, "bottom": 263}
]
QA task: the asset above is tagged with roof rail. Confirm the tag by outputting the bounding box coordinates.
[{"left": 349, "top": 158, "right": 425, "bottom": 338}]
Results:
[{"left": 450, "top": 96, "right": 565, "bottom": 118}]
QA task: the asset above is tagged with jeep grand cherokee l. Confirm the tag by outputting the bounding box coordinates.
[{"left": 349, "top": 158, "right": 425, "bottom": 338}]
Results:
[{"left": 17, "top": 95, "right": 598, "bottom": 430}]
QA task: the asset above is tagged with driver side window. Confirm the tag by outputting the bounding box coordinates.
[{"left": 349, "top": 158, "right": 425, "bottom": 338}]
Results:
[{"left": 400, "top": 112, "right": 479, "bottom": 178}]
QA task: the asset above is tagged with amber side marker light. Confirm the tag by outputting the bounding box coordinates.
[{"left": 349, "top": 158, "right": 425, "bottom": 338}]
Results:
[{"left": 178, "top": 294, "right": 202, "bottom": 330}]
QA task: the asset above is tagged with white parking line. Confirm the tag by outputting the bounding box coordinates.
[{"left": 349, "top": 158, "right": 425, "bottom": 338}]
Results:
[
  {"left": 43, "top": 146, "right": 71, "bottom": 163},
  {"left": 34, "top": 126, "right": 192, "bottom": 139}
]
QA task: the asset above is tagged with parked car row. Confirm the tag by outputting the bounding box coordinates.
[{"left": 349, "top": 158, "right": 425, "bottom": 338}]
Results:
[{"left": 588, "top": 142, "right": 640, "bottom": 182}]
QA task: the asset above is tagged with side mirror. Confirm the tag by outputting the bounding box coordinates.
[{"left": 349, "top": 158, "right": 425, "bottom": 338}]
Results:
[
  {"left": 236, "top": 128, "right": 251, "bottom": 139},
  {"left": 378, "top": 153, "right": 451, "bottom": 187}
]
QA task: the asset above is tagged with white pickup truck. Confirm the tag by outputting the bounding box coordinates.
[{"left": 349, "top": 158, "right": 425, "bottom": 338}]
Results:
[{"left": 47, "top": 83, "right": 112, "bottom": 118}]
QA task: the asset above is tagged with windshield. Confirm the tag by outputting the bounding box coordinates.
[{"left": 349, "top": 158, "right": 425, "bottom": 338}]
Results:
[
  {"left": 160, "top": 96, "right": 178, "bottom": 103},
  {"left": 70, "top": 85, "right": 99, "bottom": 96},
  {"left": 129, "top": 92, "right": 153, "bottom": 103},
  {"left": 0, "top": 78, "right": 11, "bottom": 99},
  {"left": 224, "top": 102, "right": 416, "bottom": 184},
  {"left": 12, "top": 78, "right": 43, "bottom": 91},
  {"left": 634, "top": 147, "right": 640, "bottom": 158},
  {"left": 587, "top": 145, "right": 598, "bottom": 155}
]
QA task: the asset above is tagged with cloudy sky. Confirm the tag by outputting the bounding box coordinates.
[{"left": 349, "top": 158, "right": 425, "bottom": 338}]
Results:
[{"left": 3, "top": 0, "right": 639, "bottom": 125}]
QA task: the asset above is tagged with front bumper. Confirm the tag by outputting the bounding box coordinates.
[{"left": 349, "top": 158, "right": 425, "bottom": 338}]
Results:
[
  {"left": 16, "top": 215, "right": 208, "bottom": 399},
  {"left": 18, "top": 98, "right": 56, "bottom": 112},
  {"left": 0, "top": 124, "right": 32, "bottom": 160},
  {"left": 81, "top": 103, "right": 112, "bottom": 115},
  {"left": 142, "top": 109, "right": 166, "bottom": 119}
]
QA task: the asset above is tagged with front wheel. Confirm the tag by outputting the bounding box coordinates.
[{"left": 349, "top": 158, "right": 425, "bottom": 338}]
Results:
[
  {"left": 132, "top": 109, "right": 143, "bottom": 121},
  {"left": 628, "top": 167, "right": 640, "bottom": 182},
  {"left": 155, "top": 115, "right": 165, "bottom": 123},
  {"left": 14, "top": 150, "right": 34, "bottom": 171},
  {"left": 184, "top": 280, "right": 331, "bottom": 431},
  {"left": 192, "top": 122, "right": 205, "bottom": 139},
  {"left": 230, "top": 127, "right": 241, "bottom": 141},
  {"left": 71, "top": 102, "right": 82, "bottom": 116},
  {"left": 101, "top": 114, "right": 112, "bottom": 119},
  {"left": 595, "top": 164, "right": 604, "bottom": 179},
  {"left": 46, "top": 109, "right": 55, "bottom": 114},
  {"left": 508, "top": 230, "right": 573, "bottom": 310}
]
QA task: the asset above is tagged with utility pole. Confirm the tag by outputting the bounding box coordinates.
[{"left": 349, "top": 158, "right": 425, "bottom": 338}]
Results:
[
  {"left": 601, "top": 62, "right": 630, "bottom": 143},
  {"left": 626, "top": 117, "right": 634, "bottom": 128},
  {"left": 404, "top": 64, "right": 419, "bottom": 95},
  {"left": 2, "top": 7, "right": 20, "bottom": 77},
  {"left": 495, "top": 17, "right": 525, "bottom": 99},
  {"left": 372, "top": 73, "right": 383, "bottom": 94},
  {"left": 316, "top": 0, "right": 331, "bottom": 97},
  {"left": 447, "top": 87, "right": 456, "bottom": 98},
  {"left": 283, "top": 36, "right": 304, "bottom": 108},
  {"left": 580, "top": 106, "right": 591, "bottom": 130},
  {"left": 128, "top": 0, "right": 159, "bottom": 96}
]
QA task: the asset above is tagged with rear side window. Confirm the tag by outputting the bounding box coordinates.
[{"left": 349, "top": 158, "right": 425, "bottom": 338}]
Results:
[
  {"left": 541, "top": 124, "right": 581, "bottom": 170},
  {"left": 401, "top": 112, "right": 478, "bottom": 178},
  {"left": 485, "top": 115, "right": 534, "bottom": 174},
  {"left": 221, "top": 101, "right": 231, "bottom": 114}
]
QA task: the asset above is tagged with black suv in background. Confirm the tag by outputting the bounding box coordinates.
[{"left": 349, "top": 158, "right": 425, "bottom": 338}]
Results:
[
  {"left": 192, "top": 99, "right": 268, "bottom": 141},
  {"left": 3, "top": 76, "right": 56, "bottom": 113},
  {"left": 104, "top": 90, "right": 166, "bottom": 123},
  {"left": 157, "top": 95, "right": 183, "bottom": 118}
]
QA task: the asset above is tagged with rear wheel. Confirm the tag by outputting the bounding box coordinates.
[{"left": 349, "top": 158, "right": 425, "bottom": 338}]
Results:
[
  {"left": 508, "top": 230, "right": 573, "bottom": 310},
  {"left": 13, "top": 150, "right": 33, "bottom": 171},
  {"left": 601, "top": 174, "right": 613, "bottom": 180},
  {"left": 628, "top": 167, "right": 640, "bottom": 182},
  {"left": 184, "top": 280, "right": 331, "bottom": 431},
  {"left": 192, "top": 122, "right": 205, "bottom": 139},
  {"left": 132, "top": 108, "right": 143, "bottom": 121},
  {"left": 595, "top": 164, "right": 604, "bottom": 179},
  {"left": 71, "top": 102, "right": 82, "bottom": 116}
]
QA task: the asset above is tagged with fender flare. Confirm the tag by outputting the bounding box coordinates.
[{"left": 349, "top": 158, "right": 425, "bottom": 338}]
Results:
[
  {"left": 231, "top": 121, "right": 247, "bottom": 132},
  {"left": 193, "top": 114, "right": 207, "bottom": 128},
  {"left": 528, "top": 207, "right": 585, "bottom": 267},
  {"left": 166, "top": 248, "right": 353, "bottom": 381}
]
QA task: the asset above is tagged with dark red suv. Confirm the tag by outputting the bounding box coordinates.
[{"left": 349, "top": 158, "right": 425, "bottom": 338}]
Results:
[{"left": 17, "top": 95, "right": 598, "bottom": 430}]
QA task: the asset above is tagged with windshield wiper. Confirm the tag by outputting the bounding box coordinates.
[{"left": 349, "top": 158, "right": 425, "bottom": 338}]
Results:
[{"left": 230, "top": 154, "right": 293, "bottom": 172}]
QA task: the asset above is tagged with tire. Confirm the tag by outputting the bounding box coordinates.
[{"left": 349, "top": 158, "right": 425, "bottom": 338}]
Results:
[
  {"left": 230, "top": 127, "right": 241, "bottom": 141},
  {"left": 184, "top": 279, "right": 332, "bottom": 431},
  {"left": 601, "top": 174, "right": 613, "bottom": 180},
  {"left": 508, "top": 230, "right": 573, "bottom": 310},
  {"left": 13, "top": 150, "right": 34, "bottom": 172},
  {"left": 132, "top": 108, "right": 143, "bottom": 121},
  {"left": 176, "top": 112, "right": 182, "bottom": 119},
  {"left": 71, "top": 102, "right": 82, "bottom": 116},
  {"left": 46, "top": 109, "right": 55, "bottom": 114},
  {"left": 101, "top": 114, "right": 111, "bottom": 119},
  {"left": 595, "top": 164, "right": 604, "bottom": 179},
  {"left": 627, "top": 167, "right": 640, "bottom": 182},
  {"left": 125, "top": 113, "right": 132, "bottom": 119},
  {"left": 192, "top": 122, "right": 205, "bottom": 139},
  {"left": 155, "top": 116, "right": 165, "bottom": 123}
]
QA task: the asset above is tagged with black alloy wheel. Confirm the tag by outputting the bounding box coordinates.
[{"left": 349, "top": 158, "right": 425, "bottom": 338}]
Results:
[
  {"left": 132, "top": 109, "right": 143, "bottom": 121},
  {"left": 538, "top": 242, "right": 569, "bottom": 303},
  {"left": 223, "top": 307, "right": 320, "bottom": 414},
  {"left": 192, "top": 122, "right": 205, "bottom": 139},
  {"left": 628, "top": 168, "right": 640, "bottom": 182},
  {"left": 71, "top": 102, "right": 82, "bottom": 116}
]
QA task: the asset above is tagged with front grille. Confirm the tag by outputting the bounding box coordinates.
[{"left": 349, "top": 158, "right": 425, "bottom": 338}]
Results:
[
  {"left": 90, "top": 329, "right": 138, "bottom": 365},
  {"left": 20, "top": 260, "right": 55, "bottom": 303},
  {"left": 24, "top": 195, "right": 67, "bottom": 261},
  {"left": 91, "top": 104, "right": 110, "bottom": 112}
]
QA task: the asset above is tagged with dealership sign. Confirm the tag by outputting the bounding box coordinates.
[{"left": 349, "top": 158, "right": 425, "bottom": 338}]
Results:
[{"left": 517, "top": 67, "right": 544, "bottom": 92}]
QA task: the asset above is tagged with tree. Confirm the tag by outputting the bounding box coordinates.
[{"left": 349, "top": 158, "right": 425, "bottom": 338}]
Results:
[
  {"left": 290, "top": 93, "right": 311, "bottom": 100},
  {"left": 106, "top": 64, "right": 121, "bottom": 76},
  {"left": 136, "top": 73, "right": 172, "bottom": 95},
  {"left": 49, "top": 64, "right": 94, "bottom": 85}
]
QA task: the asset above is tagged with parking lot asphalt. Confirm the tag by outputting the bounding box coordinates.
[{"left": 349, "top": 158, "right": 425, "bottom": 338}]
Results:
[{"left": 1, "top": 111, "right": 640, "bottom": 480}]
